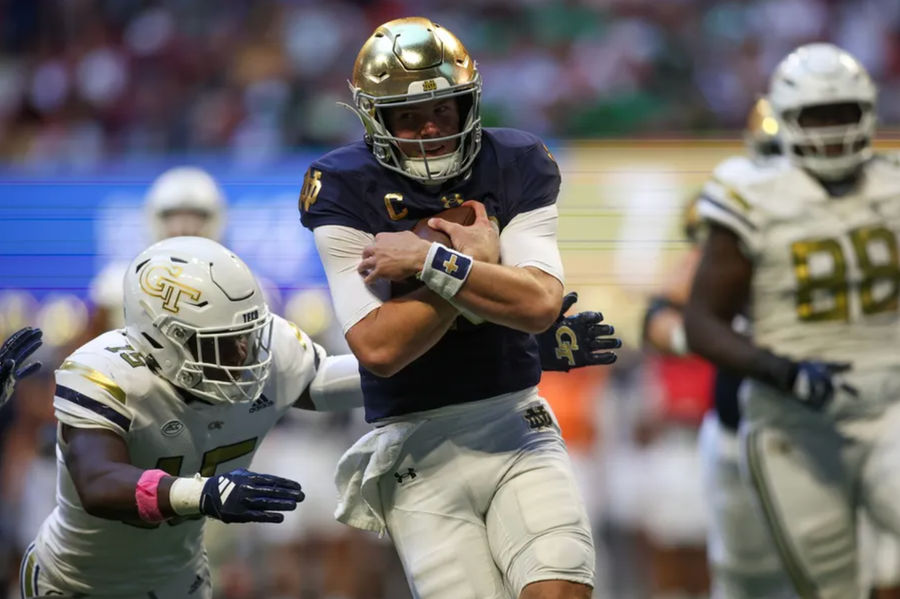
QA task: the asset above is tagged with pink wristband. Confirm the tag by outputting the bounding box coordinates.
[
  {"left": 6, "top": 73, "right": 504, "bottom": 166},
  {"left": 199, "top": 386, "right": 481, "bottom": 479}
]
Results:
[{"left": 135, "top": 469, "right": 168, "bottom": 522}]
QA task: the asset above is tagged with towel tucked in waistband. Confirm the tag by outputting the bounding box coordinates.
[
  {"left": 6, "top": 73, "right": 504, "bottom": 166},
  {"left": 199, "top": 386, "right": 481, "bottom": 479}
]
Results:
[{"left": 333, "top": 419, "right": 423, "bottom": 534}]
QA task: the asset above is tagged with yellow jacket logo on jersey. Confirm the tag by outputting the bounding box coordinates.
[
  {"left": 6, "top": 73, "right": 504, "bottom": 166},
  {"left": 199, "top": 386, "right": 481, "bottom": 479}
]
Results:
[{"left": 139, "top": 264, "right": 202, "bottom": 314}]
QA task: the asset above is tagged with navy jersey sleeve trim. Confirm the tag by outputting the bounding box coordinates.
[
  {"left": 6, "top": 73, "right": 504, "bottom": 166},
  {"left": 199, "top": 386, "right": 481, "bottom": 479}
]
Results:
[{"left": 55, "top": 384, "right": 132, "bottom": 431}]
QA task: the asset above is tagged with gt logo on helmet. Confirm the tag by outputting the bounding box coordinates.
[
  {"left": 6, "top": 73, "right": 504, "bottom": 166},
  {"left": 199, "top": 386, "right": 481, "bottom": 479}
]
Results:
[{"left": 139, "top": 264, "right": 203, "bottom": 314}]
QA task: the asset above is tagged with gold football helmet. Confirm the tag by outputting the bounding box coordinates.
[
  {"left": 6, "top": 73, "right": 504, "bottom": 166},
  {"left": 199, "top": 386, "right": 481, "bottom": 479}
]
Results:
[
  {"left": 744, "top": 97, "right": 781, "bottom": 158},
  {"left": 347, "top": 17, "right": 482, "bottom": 184}
]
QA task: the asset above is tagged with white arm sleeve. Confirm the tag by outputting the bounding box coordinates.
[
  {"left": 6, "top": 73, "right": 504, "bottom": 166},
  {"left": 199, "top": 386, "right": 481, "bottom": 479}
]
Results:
[
  {"left": 309, "top": 354, "right": 363, "bottom": 411},
  {"left": 313, "top": 225, "right": 387, "bottom": 333},
  {"left": 499, "top": 204, "right": 565, "bottom": 284}
]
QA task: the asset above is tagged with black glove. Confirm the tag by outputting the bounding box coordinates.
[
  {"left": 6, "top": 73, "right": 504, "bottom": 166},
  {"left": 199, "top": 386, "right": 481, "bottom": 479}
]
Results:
[
  {"left": 199, "top": 468, "right": 304, "bottom": 523},
  {"left": 788, "top": 360, "right": 857, "bottom": 410},
  {"left": 538, "top": 292, "right": 622, "bottom": 372},
  {"left": 0, "top": 327, "right": 43, "bottom": 408},
  {"left": 754, "top": 350, "right": 857, "bottom": 411}
]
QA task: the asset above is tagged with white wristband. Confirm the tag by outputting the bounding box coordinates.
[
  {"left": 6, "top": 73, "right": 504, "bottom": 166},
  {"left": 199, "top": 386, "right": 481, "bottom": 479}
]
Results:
[
  {"left": 169, "top": 473, "right": 208, "bottom": 516},
  {"left": 419, "top": 243, "right": 473, "bottom": 300}
]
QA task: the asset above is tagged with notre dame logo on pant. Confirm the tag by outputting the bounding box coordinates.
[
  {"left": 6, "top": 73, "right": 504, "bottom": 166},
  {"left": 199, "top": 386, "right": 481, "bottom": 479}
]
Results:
[{"left": 523, "top": 406, "right": 553, "bottom": 430}]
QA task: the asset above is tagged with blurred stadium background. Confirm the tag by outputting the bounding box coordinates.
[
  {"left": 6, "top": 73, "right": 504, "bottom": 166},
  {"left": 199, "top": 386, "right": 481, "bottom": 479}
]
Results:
[{"left": 2, "top": 1, "right": 900, "bottom": 598}]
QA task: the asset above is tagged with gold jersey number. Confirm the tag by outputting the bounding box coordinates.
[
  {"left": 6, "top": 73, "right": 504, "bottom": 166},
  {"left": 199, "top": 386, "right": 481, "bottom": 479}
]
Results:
[{"left": 791, "top": 225, "right": 900, "bottom": 322}]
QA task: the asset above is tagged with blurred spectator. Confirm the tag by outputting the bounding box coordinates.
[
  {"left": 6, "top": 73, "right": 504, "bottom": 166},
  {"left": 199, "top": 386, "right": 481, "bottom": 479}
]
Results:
[{"left": 2, "top": 0, "right": 899, "bottom": 168}]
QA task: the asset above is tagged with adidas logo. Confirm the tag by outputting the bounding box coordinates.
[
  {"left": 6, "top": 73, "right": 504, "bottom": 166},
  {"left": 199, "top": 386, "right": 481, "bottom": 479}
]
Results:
[
  {"left": 218, "top": 477, "right": 236, "bottom": 503},
  {"left": 249, "top": 395, "right": 274, "bottom": 413}
]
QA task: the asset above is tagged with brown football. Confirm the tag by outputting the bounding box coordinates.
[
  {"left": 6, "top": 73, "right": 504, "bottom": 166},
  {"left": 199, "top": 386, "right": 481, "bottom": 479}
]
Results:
[
  {"left": 411, "top": 204, "right": 477, "bottom": 248},
  {"left": 392, "top": 204, "right": 477, "bottom": 296}
]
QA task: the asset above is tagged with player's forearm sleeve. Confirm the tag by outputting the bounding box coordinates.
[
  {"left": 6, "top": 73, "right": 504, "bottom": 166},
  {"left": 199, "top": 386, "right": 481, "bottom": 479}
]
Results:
[{"left": 309, "top": 354, "right": 363, "bottom": 411}]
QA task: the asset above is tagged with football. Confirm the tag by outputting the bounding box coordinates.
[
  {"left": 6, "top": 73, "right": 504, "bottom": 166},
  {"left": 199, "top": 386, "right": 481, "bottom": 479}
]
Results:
[
  {"left": 392, "top": 204, "right": 477, "bottom": 296},
  {"left": 411, "top": 204, "right": 477, "bottom": 248}
]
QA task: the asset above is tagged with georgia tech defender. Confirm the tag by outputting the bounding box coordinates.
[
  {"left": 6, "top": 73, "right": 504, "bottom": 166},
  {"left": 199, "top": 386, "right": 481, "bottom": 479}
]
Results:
[
  {"left": 686, "top": 43, "right": 900, "bottom": 599},
  {"left": 21, "top": 237, "right": 360, "bottom": 598}
]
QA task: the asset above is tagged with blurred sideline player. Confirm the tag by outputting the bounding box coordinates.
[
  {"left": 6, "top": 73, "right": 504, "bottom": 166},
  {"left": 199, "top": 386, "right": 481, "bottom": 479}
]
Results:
[
  {"left": 638, "top": 196, "right": 717, "bottom": 599},
  {"left": 644, "top": 98, "right": 794, "bottom": 599},
  {"left": 85, "top": 166, "right": 227, "bottom": 339},
  {"left": 19, "top": 236, "right": 359, "bottom": 598},
  {"left": 300, "top": 17, "right": 620, "bottom": 599},
  {"left": 685, "top": 43, "right": 900, "bottom": 599}
]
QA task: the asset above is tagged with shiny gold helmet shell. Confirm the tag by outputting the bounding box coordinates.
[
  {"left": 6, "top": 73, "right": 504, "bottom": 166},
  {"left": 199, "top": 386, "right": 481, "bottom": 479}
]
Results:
[
  {"left": 347, "top": 17, "right": 482, "bottom": 184},
  {"left": 744, "top": 97, "right": 781, "bottom": 158}
]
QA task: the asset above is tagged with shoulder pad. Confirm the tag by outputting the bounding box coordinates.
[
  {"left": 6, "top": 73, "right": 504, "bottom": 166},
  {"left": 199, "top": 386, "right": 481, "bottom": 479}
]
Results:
[{"left": 483, "top": 127, "right": 545, "bottom": 150}]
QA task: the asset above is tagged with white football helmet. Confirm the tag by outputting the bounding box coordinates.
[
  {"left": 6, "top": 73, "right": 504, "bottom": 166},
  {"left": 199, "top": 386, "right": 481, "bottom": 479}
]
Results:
[
  {"left": 767, "top": 43, "right": 877, "bottom": 180},
  {"left": 145, "top": 167, "right": 226, "bottom": 242},
  {"left": 123, "top": 237, "right": 273, "bottom": 404}
]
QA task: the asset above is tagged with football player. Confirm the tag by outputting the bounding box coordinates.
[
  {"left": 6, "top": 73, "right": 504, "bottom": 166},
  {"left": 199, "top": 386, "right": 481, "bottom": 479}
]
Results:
[
  {"left": 19, "top": 237, "right": 360, "bottom": 598},
  {"left": 85, "top": 166, "right": 226, "bottom": 339},
  {"left": 18, "top": 230, "right": 613, "bottom": 598},
  {"left": 644, "top": 98, "right": 794, "bottom": 599},
  {"left": 685, "top": 43, "right": 900, "bottom": 599},
  {"left": 300, "top": 17, "right": 620, "bottom": 599},
  {"left": 0, "top": 326, "right": 43, "bottom": 409}
]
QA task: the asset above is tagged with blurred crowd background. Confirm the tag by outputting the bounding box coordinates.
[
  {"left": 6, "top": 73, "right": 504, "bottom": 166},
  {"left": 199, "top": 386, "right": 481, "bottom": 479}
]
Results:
[
  {"left": 3, "top": 1, "right": 900, "bottom": 598},
  {"left": 2, "top": 0, "right": 900, "bottom": 168}
]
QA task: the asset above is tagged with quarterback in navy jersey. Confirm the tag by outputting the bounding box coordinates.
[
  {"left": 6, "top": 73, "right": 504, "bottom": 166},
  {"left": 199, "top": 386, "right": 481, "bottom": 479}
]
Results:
[
  {"left": 300, "top": 16, "right": 618, "bottom": 599},
  {"left": 302, "top": 127, "right": 561, "bottom": 422}
]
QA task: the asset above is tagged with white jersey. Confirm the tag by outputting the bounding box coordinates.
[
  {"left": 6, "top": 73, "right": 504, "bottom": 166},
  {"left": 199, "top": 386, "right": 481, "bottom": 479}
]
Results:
[
  {"left": 698, "top": 154, "right": 900, "bottom": 373},
  {"left": 34, "top": 315, "right": 323, "bottom": 596}
]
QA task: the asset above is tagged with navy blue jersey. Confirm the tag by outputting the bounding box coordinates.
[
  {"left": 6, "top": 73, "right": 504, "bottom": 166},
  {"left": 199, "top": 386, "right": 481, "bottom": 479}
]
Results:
[{"left": 300, "top": 128, "right": 560, "bottom": 421}]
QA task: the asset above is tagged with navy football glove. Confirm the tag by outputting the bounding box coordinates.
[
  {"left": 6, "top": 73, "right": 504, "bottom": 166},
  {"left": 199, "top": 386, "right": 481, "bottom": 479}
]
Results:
[
  {"left": 200, "top": 468, "right": 304, "bottom": 523},
  {"left": 789, "top": 360, "right": 857, "bottom": 411},
  {"left": 538, "top": 292, "right": 622, "bottom": 372},
  {"left": 0, "top": 327, "right": 43, "bottom": 408}
]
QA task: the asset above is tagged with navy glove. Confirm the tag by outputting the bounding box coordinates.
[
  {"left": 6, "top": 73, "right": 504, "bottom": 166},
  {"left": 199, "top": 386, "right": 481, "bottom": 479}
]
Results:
[
  {"left": 789, "top": 360, "right": 857, "bottom": 411},
  {"left": 538, "top": 292, "right": 622, "bottom": 372},
  {"left": 200, "top": 468, "right": 304, "bottom": 523},
  {"left": 0, "top": 326, "right": 43, "bottom": 408}
]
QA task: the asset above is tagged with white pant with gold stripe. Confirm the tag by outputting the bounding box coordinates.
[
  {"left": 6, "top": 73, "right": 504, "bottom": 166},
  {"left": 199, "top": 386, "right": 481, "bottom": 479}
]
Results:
[
  {"left": 19, "top": 543, "right": 212, "bottom": 599},
  {"left": 741, "top": 379, "right": 900, "bottom": 599}
]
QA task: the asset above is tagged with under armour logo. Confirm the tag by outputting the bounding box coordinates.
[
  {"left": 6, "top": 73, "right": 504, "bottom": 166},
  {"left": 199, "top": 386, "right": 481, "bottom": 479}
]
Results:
[
  {"left": 554, "top": 325, "right": 578, "bottom": 366},
  {"left": 208, "top": 421, "right": 224, "bottom": 430},
  {"left": 394, "top": 468, "right": 417, "bottom": 483},
  {"left": 524, "top": 406, "right": 553, "bottom": 430}
]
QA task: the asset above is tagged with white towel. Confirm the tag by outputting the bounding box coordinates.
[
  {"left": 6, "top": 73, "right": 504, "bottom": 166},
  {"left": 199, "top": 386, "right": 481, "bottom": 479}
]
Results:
[{"left": 333, "top": 420, "right": 423, "bottom": 534}]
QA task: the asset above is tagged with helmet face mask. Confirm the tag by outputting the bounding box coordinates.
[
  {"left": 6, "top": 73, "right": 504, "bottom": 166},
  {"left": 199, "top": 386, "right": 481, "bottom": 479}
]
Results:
[
  {"left": 124, "top": 236, "right": 273, "bottom": 404},
  {"left": 767, "top": 43, "right": 877, "bottom": 181},
  {"left": 347, "top": 17, "right": 483, "bottom": 184}
]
